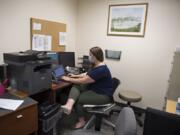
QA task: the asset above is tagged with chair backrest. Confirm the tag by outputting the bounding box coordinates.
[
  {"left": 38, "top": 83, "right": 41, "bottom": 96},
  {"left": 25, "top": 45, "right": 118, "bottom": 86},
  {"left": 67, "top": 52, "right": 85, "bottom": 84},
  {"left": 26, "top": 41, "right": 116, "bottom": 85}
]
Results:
[
  {"left": 115, "top": 107, "right": 136, "bottom": 135},
  {"left": 112, "top": 77, "right": 120, "bottom": 94},
  {"left": 109, "top": 77, "right": 120, "bottom": 102},
  {"left": 143, "top": 107, "right": 180, "bottom": 135}
]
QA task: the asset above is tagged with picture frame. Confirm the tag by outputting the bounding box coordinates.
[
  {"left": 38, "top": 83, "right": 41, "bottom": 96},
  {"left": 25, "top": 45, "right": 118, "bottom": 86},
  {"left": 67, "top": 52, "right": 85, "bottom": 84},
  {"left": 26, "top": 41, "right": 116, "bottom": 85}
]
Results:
[{"left": 107, "top": 3, "right": 148, "bottom": 37}]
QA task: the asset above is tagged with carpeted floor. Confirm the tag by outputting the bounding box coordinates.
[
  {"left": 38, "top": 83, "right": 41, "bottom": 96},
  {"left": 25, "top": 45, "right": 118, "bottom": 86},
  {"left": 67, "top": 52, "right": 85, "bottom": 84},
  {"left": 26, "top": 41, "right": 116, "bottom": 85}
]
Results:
[{"left": 54, "top": 106, "right": 144, "bottom": 135}]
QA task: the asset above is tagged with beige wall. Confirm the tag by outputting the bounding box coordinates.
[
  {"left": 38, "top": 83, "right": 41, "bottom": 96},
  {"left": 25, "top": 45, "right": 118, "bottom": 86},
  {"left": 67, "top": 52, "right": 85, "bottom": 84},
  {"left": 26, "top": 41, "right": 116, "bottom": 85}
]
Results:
[
  {"left": 0, "top": 0, "right": 78, "bottom": 63},
  {"left": 76, "top": 0, "right": 180, "bottom": 109},
  {"left": 1, "top": 0, "right": 180, "bottom": 110}
]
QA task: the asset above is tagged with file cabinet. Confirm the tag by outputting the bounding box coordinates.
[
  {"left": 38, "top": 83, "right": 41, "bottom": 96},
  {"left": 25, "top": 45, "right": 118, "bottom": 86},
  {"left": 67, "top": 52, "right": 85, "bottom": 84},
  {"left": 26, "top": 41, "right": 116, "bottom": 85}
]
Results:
[{"left": 0, "top": 93, "right": 38, "bottom": 135}]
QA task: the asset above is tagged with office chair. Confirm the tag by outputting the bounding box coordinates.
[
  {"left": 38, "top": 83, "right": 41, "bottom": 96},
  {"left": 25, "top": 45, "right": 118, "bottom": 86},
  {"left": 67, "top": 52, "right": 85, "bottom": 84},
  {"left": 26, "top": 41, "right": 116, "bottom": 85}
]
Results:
[
  {"left": 70, "top": 107, "right": 137, "bottom": 135},
  {"left": 143, "top": 107, "right": 180, "bottom": 135},
  {"left": 83, "top": 77, "right": 120, "bottom": 131}
]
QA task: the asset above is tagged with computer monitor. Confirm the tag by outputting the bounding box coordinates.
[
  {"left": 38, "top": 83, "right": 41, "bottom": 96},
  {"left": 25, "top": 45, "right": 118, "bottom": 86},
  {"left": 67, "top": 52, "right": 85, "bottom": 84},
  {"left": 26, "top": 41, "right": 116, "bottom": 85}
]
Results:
[
  {"left": 58, "top": 52, "right": 75, "bottom": 67},
  {"left": 143, "top": 107, "right": 180, "bottom": 135},
  {"left": 47, "top": 52, "right": 59, "bottom": 64}
]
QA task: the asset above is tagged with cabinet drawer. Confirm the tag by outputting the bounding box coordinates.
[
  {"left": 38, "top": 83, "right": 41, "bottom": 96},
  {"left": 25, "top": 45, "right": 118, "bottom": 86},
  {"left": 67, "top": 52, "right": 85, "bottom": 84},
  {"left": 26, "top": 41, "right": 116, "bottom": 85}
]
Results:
[{"left": 0, "top": 105, "right": 38, "bottom": 135}]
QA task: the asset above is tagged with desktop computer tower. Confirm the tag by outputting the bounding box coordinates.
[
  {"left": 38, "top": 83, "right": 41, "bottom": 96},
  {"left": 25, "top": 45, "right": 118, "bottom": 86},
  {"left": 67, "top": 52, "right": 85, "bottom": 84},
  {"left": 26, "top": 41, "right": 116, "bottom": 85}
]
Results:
[{"left": 38, "top": 102, "right": 62, "bottom": 135}]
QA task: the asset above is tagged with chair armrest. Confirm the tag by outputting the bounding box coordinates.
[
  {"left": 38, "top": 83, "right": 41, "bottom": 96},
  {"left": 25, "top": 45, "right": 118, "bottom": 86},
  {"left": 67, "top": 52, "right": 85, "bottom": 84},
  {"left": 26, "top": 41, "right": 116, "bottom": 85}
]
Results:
[
  {"left": 84, "top": 103, "right": 116, "bottom": 116},
  {"left": 83, "top": 103, "right": 113, "bottom": 108}
]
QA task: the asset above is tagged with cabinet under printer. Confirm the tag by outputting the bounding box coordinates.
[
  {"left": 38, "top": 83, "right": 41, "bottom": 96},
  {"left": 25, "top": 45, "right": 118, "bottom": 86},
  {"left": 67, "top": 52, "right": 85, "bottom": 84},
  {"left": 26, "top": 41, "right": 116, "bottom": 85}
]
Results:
[{"left": 4, "top": 51, "right": 52, "bottom": 95}]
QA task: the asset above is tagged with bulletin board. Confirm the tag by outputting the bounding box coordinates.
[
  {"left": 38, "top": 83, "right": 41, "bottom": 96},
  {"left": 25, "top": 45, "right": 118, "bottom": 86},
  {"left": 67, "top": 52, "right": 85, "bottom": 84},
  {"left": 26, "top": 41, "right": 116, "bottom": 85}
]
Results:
[{"left": 30, "top": 18, "right": 66, "bottom": 52}]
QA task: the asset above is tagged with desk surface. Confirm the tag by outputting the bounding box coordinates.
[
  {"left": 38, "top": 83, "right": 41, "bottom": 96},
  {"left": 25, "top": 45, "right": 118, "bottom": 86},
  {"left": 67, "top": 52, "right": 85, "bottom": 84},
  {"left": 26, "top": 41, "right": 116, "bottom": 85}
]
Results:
[
  {"left": 51, "top": 81, "right": 72, "bottom": 91},
  {"left": 166, "top": 99, "right": 177, "bottom": 114}
]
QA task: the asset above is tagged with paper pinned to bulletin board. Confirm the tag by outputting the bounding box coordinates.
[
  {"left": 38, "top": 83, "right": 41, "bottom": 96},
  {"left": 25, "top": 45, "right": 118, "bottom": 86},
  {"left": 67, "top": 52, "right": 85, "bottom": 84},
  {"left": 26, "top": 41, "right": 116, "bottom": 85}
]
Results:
[
  {"left": 32, "top": 34, "right": 52, "bottom": 51},
  {"left": 30, "top": 18, "right": 66, "bottom": 52},
  {"left": 59, "top": 32, "right": 67, "bottom": 46},
  {"left": 33, "top": 22, "right": 41, "bottom": 30}
]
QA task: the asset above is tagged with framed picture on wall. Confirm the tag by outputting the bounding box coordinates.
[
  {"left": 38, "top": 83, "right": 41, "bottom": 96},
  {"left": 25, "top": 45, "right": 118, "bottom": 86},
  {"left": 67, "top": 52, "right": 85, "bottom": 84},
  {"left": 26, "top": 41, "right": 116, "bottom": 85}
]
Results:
[{"left": 107, "top": 3, "right": 148, "bottom": 37}]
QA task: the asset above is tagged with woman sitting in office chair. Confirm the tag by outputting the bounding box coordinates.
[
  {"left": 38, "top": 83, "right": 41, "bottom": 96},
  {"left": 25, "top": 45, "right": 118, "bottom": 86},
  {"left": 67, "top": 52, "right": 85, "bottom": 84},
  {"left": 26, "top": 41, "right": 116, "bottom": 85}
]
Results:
[{"left": 61, "top": 46, "right": 113, "bottom": 129}]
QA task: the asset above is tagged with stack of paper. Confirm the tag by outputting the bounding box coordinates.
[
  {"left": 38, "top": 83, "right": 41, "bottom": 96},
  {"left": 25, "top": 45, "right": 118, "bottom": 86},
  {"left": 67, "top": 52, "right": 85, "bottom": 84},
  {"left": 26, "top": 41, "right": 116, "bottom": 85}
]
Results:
[{"left": 0, "top": 98, "right": 24, "bottom": 111}]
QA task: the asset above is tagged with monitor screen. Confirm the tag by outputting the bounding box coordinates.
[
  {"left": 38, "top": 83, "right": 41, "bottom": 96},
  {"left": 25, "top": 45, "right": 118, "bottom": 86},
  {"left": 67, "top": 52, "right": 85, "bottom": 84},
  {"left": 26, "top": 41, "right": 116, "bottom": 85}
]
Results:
[
  {"left": 58, "top": 52, "right": 75, "bottom": 67},
  {"left": 47, "top": 52, "right": 59, "bottom": 64}
]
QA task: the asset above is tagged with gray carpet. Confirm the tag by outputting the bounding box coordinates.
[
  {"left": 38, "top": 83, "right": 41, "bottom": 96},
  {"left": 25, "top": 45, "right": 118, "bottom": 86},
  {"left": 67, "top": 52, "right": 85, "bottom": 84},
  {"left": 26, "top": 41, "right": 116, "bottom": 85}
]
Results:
[{"left": 53, "top": 107, "right": 144, "bottom": 135}]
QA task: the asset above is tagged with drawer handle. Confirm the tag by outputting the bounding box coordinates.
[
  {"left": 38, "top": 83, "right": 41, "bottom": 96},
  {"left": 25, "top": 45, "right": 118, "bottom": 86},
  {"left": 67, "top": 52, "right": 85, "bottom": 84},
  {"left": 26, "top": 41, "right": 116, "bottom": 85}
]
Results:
[{"left": 16, "top": 114, "right": 23, "bottom": 119}]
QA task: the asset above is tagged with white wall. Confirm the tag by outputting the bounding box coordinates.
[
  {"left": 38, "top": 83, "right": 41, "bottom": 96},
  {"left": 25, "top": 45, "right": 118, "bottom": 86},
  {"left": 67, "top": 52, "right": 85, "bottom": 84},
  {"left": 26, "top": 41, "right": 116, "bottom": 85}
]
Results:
[
  {"left": 76, "top": 0, "right": 180, "bottom": 109},
  {"left": 0, "top": 0, "right": 78, "bottom": 63}
]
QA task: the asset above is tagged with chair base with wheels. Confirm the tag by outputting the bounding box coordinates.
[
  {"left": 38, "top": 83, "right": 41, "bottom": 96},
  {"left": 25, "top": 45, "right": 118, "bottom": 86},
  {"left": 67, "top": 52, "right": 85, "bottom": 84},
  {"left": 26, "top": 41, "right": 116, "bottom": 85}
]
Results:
[
  {"left": 83, "top": 103, "right": 116, "bottom": 131},
  {"left": 70, "top": 107, "right": 137, "bottom": 135}
]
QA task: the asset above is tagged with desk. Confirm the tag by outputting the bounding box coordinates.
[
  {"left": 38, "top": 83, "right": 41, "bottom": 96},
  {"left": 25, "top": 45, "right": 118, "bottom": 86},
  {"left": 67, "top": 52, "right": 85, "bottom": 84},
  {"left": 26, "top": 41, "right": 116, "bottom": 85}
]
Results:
[
  {"left": 52, "top": 81, "right": 72, "bottom": 91},
  {"left": 0, "top": 93, "right": 38, "bottom": 135},
  {"left": 51, "top": 81, "right": 72, "bottom": 102},
  {"left": 29, "top": 82, "right": 72, "bottom": 103},
  {"left": 166, "top": 99, "right": 177, "bottom": 114}
]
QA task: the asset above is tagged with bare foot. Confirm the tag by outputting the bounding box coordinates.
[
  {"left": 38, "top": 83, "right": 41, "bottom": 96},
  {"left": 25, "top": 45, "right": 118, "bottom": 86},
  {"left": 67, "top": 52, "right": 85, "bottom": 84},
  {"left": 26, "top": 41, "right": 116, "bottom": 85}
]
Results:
[{"left": 74, "top": 119, "right": 86, "bottom": 129}]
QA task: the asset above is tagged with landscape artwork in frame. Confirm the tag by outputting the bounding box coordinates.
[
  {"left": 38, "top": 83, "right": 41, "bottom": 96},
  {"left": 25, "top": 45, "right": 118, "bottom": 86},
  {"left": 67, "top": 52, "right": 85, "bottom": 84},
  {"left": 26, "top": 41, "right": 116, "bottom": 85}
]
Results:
[{"left": 107, "top": 3, "right": 148, "bottom": 37}]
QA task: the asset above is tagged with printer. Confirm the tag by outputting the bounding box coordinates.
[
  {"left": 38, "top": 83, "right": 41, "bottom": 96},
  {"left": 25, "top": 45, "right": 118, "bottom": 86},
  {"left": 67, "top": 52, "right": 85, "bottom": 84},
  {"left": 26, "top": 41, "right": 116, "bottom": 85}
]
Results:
[{"left": 3, "top": 51, "right": 52, "bottom": 95}]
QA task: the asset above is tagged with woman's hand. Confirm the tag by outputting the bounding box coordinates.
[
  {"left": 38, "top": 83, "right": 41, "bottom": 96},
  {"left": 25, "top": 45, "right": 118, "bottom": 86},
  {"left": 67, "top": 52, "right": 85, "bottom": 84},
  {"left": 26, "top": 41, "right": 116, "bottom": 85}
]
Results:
[
  {"left": 67, "top": 73, "right": 75, "bottom": 78},
  {"left": 68, "top": 72, "right": 87, "bottom": 78},
  {"left": 61, "top": 73, "right": 94, "bottom": 84},
  {"left": 61, "top": 76, "right": 71, "bottom": 82}
]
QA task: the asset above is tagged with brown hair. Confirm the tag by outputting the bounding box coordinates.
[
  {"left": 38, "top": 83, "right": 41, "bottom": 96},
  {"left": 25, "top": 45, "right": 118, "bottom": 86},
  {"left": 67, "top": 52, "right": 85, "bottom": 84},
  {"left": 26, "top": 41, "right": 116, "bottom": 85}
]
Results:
[{"left": 90, "top": 46, "right": 104, "bottom": 62}]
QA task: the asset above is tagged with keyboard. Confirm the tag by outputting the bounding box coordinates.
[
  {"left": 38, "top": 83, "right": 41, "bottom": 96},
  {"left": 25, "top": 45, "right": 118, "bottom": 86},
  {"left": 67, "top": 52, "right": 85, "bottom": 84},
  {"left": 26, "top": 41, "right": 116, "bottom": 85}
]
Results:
[{"left": 65, "top": 66, "right": 80, "bottom": 75}]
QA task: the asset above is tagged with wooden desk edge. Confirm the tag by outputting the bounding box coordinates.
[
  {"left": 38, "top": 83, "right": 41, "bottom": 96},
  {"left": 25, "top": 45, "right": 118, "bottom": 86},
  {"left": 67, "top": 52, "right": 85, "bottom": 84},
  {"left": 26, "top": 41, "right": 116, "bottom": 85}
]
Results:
[{"left": 51, "top": 82, "right": 72, "bottom": 91}]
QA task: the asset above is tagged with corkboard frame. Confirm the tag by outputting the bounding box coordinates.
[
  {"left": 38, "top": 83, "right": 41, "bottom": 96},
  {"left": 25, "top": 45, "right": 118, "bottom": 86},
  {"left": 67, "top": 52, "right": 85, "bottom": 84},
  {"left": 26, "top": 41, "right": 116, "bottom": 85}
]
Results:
[{"left": 30, "top": 18, "right": 66, "bottom": 52}]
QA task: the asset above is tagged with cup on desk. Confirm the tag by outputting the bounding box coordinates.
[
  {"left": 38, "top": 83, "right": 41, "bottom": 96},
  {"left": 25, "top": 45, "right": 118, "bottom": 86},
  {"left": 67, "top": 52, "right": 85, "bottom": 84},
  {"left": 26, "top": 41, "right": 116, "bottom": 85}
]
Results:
[{"left": 176, "top": 98, "right": 180, "bottom": 115}]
